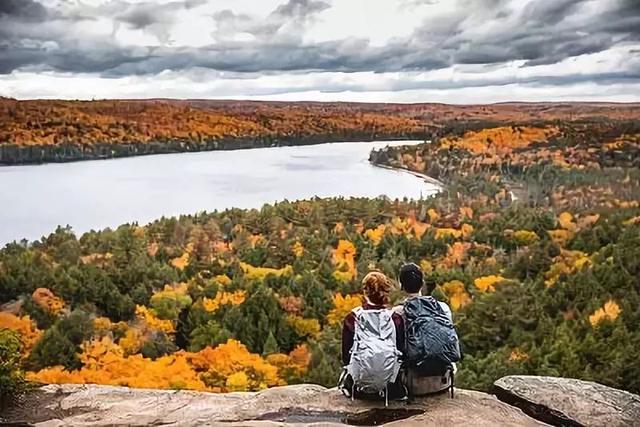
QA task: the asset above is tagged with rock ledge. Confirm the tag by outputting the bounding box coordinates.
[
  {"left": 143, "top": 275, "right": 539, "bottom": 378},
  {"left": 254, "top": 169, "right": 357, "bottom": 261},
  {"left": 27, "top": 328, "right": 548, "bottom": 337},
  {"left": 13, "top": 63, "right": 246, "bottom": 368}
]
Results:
[
  {"left": 494, "top": 375, "right": 640, "bottom": 427},
  {"left": 5, "top": 383, "right": 544, "bottom": 427}
]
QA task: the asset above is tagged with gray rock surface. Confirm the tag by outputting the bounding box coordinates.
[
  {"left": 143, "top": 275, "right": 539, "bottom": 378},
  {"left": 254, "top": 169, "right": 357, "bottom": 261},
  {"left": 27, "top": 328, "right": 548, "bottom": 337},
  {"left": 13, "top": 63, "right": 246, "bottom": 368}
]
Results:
[
  {"left": 493, "top": 375, "right": 640, "bottom": 427},
  {"left": 5, "top": 383, "right": 545, "bottom": 426}
]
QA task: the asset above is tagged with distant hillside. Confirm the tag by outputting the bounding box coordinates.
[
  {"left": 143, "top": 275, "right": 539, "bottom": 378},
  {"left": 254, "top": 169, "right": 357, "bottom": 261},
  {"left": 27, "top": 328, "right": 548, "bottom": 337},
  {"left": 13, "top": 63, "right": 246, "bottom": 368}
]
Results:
[{"left": 0, "top": 99, "right": 639, "bottom": 165}]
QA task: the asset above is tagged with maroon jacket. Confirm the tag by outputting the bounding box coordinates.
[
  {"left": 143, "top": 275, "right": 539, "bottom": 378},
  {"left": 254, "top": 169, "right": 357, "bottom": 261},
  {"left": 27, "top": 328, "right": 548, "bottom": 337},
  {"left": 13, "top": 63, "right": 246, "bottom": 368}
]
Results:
[{"left": 341, "top": 302, "right": 405, "bottom": 366}]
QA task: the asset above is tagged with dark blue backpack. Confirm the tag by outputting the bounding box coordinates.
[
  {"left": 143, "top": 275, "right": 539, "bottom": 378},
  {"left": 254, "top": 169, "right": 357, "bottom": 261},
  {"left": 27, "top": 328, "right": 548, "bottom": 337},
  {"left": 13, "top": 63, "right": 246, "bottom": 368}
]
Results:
[{"left": 403, "top": 296, "right": 461, "bottom": 377}]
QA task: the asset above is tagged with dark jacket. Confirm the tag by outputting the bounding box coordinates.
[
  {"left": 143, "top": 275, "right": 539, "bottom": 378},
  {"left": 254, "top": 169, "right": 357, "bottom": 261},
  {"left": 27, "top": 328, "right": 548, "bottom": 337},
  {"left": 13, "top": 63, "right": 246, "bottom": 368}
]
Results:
[{"left": 341, "top": 302, "right": 404, "bottom": 366}]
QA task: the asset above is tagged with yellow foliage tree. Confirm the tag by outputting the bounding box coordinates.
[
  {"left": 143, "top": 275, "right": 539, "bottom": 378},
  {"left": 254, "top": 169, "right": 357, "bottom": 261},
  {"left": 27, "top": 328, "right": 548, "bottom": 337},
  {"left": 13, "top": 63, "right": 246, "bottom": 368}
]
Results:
[
  {"left": 202, "top": 291, "right": 247, "bottom": 313},
  {"left": 461, "top": 223, "right": 474, "bottom": 239},
  {"left": 441, "top": 280, "right": 471, "bottom": 310},
  {"left": 286, "top": 315, "right": 320, "bottom": 338},
  {"left": 32, "top": 288, "right": 65, "bottom": 314},
  {"left": 364, "top": 225, "right": 386, "bottom": 246},
  {"left": 240, "top": 262, "right": 293, "bottom": 281},
  {"left": 544, "top": 250, "right": 591, "bottom": 287},
  {"left": 170, "top": 252, "right": 190, "bottom": 270},
  {"left": 459, "top": 206, "right": 474, "bottom": 220},
  {"left": 118, "top": 328, "right": 144, "bottom": 356},
  {"left": 434, "top": 224, "right": 473, "bottom": 240},
  {"left": 474, "top": 275, "right": 506, "bottom": 293},
  {"left": 405, "top": 211, "right": 429, "bottom": 238},
  {"left": 326, "top": 294, "right": 362, "bottom": 326},
  {"left": 29, "top": 335, "right": 209, "bottom": 391},
  {"left": 289, "top": 344, "right": 311, "bottom": 370},
  {"left": 135, "top": 305, "right": 175, "bottom": 334},
  {"left": 265, "top": 345, "right": 310, "bottom": 381},
  {"left": 558, "top": 212, "right": 576, "bottom": 231},
  {"left": 547, "top": 229, "right": 574, "bottom": 246},
  {"left": 513, "top": 230, "right": 540, "bottom": 246},
  {"left": 332, "top": 240, "right": 357, "bottom": 282},
  {"left": 29, "top": 338, "right": 286, "bottom": 393},
  {"left": 0, "top": 312, "right": 41, "bottom": 356},
  {"left": 420, "top": 259, "right": 433, "bottom": 273},
  {"left": 588, "top": 300, "right": 621, "bottom": 327},
  {"left": 212, "top": 275, "right": 231, "bottom": 287},
  {"left": 442, "top": 242, "right": 470, "bottom": 267},
  {"left": 93, "top": 317, "right": 114, "bottom": 338},
  {"left": 225, "top": 371, "right": 250, "bottom": 391},
  {"left": 509, "top": 348, "right": 530, "bottom": 362},
  {"left": 292, "top": 241, "right": 304, "bottom": 258},
  {"left": 189, "top": 339, "right": 282, "bottom": 391},
  {"left": 427, "top": 208, "right": 440, "bottom": 223}
]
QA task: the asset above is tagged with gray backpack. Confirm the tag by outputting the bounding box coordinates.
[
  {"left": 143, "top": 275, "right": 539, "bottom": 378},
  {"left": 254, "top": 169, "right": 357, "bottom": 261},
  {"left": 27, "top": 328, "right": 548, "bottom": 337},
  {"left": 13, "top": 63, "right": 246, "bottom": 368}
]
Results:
[{"left": 339, "top": 307, "right": 402, "bottom": 404}]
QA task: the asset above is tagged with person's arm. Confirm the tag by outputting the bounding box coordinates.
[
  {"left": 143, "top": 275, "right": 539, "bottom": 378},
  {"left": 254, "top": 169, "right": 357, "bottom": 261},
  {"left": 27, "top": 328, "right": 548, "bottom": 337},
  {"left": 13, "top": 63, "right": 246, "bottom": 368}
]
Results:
[
  {"left": 341, "top": 313, "right": 355, "bottom": 366},
  {"left": 392, "top": 312, "right": 405, "bottom": 356},
  {"left": 440, "top": 301, "right": 453, "bottom": 323},
  {"left": 440, "top": 301, "right": 461, "bottom": 361}
]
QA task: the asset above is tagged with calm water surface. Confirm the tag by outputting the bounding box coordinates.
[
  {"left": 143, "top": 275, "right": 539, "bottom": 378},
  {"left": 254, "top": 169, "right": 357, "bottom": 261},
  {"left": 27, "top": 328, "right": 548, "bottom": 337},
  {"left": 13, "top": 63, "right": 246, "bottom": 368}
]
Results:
[{"left": 0, "top": 140, "right": 438, "bottom": 244}]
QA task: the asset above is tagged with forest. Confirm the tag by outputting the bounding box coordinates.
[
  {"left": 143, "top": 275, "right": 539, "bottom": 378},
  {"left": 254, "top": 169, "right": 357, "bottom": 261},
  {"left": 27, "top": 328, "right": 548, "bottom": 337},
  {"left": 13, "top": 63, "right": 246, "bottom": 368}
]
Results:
[
  {"left": 1, "top": 116, "right": 639, "bottom": 406},
  {"left": 1, "top": 98, "right": 639, "bottom": 164}
]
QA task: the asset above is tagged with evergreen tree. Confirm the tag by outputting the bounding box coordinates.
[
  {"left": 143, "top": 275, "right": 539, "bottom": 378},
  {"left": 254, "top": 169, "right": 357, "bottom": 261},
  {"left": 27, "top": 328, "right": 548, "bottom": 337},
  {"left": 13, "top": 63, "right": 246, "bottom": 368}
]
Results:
[
  {"left": 28, "top": 328, "right": 79, "bottom": 371},
  {"left": 262, "top": 331, "right": 279, "bottom": 356},
  {"left": 189, "top": 320, "right": 232, "bottom": 352}
]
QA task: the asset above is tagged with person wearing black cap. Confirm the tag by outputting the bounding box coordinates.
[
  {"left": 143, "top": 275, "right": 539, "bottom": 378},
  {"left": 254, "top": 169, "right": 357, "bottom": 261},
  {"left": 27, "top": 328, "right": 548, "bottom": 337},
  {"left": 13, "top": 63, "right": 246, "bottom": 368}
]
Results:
[{"left": 394, "top": 262, "right": 457, "bottom": 396}]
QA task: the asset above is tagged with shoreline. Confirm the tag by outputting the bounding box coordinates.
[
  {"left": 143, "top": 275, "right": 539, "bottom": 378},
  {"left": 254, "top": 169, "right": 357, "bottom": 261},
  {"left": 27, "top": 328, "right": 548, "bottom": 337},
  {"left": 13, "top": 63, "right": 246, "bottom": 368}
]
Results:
[
  {"left": 369, "top": 161, "right": 445, "bottom": 189},
  {"left": 0, "top": 133, "right": 428, "bottom": 167}
]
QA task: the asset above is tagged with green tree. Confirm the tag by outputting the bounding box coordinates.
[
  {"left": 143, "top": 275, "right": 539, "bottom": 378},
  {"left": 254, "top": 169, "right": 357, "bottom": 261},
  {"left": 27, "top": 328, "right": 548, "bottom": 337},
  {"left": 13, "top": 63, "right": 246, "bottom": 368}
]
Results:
[
  {"left": 0, "top": 329, "right": 26, "bottom": 406},
  {"left": 223, "top": 283, "right": 296, "bottom": 353},
  {"left": 262, "top": 331, "right": 279, "bottom": 356},
  {"left": 28, "top": 327, "right": 79, "bottom": 371},
  {"left": 28, "top": 310, "right": 94, "bottom": 371},
  {"left": 305, "top": 326, "right": 342, "bottom": 387},
  {"left": 140, "top": 332, "right": 177, "bottom": 360},
  {"left": 189, "top": 320, "right": 231, "bottom": 352}
]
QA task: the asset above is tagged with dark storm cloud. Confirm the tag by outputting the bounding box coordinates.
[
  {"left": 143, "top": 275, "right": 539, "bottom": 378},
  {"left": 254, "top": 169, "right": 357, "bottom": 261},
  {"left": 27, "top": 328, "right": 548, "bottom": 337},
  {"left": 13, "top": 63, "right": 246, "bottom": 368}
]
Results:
[
  {"left": 274, "top": 0, "right": 331, "bottom": 18},
  {"left": 0, "top": 0, "right": 639, "bottom": 89},
  {"left": 0, "top": 0, "right": 48, "bottom": 21},
  {"left": 212, "top": 0, "right": 330, "bottom": 42},
  {"left": 520, "top": 0, "right": 585, "bottom": 25},
  {"left": 113, "top": 0, "right": 206, "bottom": 30},
  {"left": 428, "top": 0, "right": 640, "bottom": 67}
]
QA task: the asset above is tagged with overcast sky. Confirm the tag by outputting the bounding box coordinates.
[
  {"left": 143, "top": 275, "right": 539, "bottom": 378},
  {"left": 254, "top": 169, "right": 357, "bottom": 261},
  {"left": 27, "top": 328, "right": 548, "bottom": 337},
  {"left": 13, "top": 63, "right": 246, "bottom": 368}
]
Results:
[{"left": 0, "top": 0, "right": 639, "bottom": 102}]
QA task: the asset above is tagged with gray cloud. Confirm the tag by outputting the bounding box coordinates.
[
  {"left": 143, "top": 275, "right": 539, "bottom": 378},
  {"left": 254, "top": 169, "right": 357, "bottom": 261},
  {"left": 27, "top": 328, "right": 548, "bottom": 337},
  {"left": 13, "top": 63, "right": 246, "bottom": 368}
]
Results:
[
  {"left": 212, "top": 0, "right": 330, "bottom": 43},
  {"left": 112, "top": 0, "right": 205, "bottom": 31},
  {"left": 274, "top": 0, "right": 331, "bottom": 18},
  {"left": 0, "top": 0, "right": 639, "bottom": 92},
  {"left": 0, "top": 0, "right": 48, "bottom": 21}
]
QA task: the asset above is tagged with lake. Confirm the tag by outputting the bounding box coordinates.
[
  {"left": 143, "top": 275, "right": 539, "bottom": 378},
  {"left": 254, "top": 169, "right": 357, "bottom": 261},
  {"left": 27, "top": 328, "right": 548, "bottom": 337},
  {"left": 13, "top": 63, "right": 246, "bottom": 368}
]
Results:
[{"left": 0, "top": 140, "right": 439, "bottom": 244}]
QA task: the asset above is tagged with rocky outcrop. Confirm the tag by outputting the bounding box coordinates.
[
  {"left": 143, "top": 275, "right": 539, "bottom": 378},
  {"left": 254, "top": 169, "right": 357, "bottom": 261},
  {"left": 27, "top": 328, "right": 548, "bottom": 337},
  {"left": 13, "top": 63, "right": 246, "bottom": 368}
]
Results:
[
  {"left": 6, "top": 376, "right": 639, "bottom": 426},
  {"left": 5, "top": 383, "right": 544, "bottom": 427},
  {"left": 494, "top": 376, "right": 640, "bottom": 427}
]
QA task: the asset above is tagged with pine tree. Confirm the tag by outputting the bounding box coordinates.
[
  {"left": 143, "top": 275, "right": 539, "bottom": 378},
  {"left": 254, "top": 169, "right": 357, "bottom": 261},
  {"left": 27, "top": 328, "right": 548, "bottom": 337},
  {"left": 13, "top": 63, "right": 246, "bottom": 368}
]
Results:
[{"left": 262, "top": 331, "right": 279, "bottom": 356}]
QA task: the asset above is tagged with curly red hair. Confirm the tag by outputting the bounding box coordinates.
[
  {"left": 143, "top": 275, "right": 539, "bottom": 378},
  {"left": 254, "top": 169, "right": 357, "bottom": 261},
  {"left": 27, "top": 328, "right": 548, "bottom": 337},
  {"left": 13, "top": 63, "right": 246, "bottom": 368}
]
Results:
[{"left": 362, "top": 271, "right": 392, "bottom": 305}]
